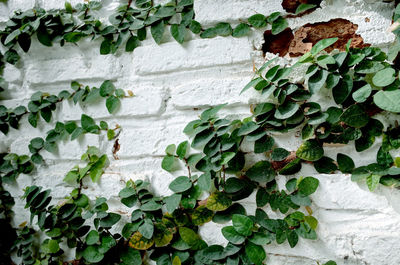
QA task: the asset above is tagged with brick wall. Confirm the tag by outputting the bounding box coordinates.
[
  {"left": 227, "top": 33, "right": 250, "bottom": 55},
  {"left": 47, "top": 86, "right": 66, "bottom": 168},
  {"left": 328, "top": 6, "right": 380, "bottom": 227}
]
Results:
[{"left": 1, "top": 0, "right": 400, "bottom": 264}]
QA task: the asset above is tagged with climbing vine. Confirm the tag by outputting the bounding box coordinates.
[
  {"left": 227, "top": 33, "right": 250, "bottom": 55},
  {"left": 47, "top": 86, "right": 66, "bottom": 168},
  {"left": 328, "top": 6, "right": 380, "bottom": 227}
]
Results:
[{"left": 1, "top": 0, "right": 400, "bottom": 264}]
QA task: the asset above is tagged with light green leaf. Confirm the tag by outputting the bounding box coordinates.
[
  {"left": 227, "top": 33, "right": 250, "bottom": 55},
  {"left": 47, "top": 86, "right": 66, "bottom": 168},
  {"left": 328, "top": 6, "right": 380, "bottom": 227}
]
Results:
[
  {"left": 151, "top": 20, "right": 165, "bottom": 44},
  {"left": 169, "top": 176, "right": 192, "bottom": 193},
  {"left": 373, "top": 90, "right": 400, "bottom": 113},
  {"left": 232, "top": 214, "right": 253, "bottom": 236},
  {"left": 298, "top": 177, "right": 319, "bottom": 196},
  {"left": 296, "top": 140, "right": 324, "bottom": 161},
  {"left": 340, "top": 104, "right": 369, "bottom": 128},
  {"left": 310, "top": 38, "right": 338, "bottom": 56},
  {"left": 372, "top": 68, "right": 396, "bottom": 87}
]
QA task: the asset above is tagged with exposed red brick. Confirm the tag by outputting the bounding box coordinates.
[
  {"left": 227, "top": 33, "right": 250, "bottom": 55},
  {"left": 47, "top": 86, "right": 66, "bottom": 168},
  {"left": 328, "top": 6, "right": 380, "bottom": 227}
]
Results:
[
  {"left": 288, "top": 19, "right": 369, "bottom": 57},
  {"left": 262, "top": 19, "right": 369, "bottom": 57},
  {"left": 262, "top": 28, "right": 294, "bottom": 57}
]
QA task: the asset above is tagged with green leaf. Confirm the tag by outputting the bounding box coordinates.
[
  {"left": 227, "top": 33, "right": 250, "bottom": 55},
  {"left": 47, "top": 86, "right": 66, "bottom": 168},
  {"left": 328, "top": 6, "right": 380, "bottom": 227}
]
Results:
[
  {"left": 177, "top": 141, "right": 188, "bottom": 159},
  {"left": 100, "top": 80, "right": 115, "bottom": 97},
  {"left": 120, "top": 248, "right": 142, "bottom": 264},
  {"left": 140, "top": 199, "right": 162, "bottom": 211},
  {"left": 296, "top": 140, "right": 324, "bottom": 161},
  {"left": 100, "top": 39, "right": 112, "bottom": 54},
  {"left": 232, "top": 214, "right": 253, "bottom": 236},
  {"left": 178, "top": 0, "right": 193, "bottom": 7},
  {"left": 256, "top": 188, "right": 269, "bottom": 207},
  {"left": 197, "top": 172, "right": 212, "bottom": 191},
  {"left": 310, "top": 38, "right": 338, "bottom": 56},
  {"left": 64, "top": 32, "right": 84, "bottom": 43},
  {"left": 222, "top": 226, "right": 246, "bottom": 244},
  {"left": 245, "top": 242, "right": 266, "bottom": 265},
  {"left": 246, "top": 161, "right": 275, "bottom": 183},
  {"left": 154, "top": 223, "right": 173, "bottom": 247},
  {"left": 191, "top": 129, "right": 215, "bottom": 148},
  {"left": 295, "top": 3, "right": 316, "bottom": 15},
  {"left": 248, "top": 14, "right": 267, "bottom": 28},
  {"left": 240, "top": 77, "right": 264, "bottom": 94},
  {"left": 298, "top": 177, "right": 319, "bottom": 196},
  {"left": 271, "top": 16, "right": 288, "bottom": 35},
  {"left": 232, "top": 23, "right": 250, "bottom": 37},
  {"left": 191, "top": 205, "right": 214, "bottom": 225},
  {"left": 373, "top": 90, "right": 400, "bottom": 113},
  {"left": 5, "top": 29, "right": 21, "bottom": 45},
  {"left": 275, "top": 101, "right": 299, "bottom": 119},
  {"left": 171, "top": 24, "right": 186, "bottom": 44},
  {"left": 254, "top": 135, "right": 275, "bottom": 154},
  {"left": 81, "top": 114, "right": 99, "bottom": 133},
  {"left": 37, "top": 26, "right": 52, "bottom": 46},
  {"left": 372, "top": 68, "right": 396, "bottom": 87},
  {"left": 248, "top": 232, "right": 272, "bottom": 245},
  {"left": 4, "top": 49, "right": 20, "bottom": 65},
  {"left": 189, "top": 20, "right": 202, "bottom": 34},
  {"left": 219, "top": 152, "right": 236, "bottom": 165},
  {"left": 271, "top": 148, "right": 290, "bottom": 161},
  {"left": 151, "top": 20, "right": 165, "bottom": 44},
  {"left": 169, "top": 176, "right": 192, "bottom": 193},
  {"left": 172, "top": 256, "right": 181, "bottom": 265},
  {"left": 100, "top": 213, "right": 121, "bottom": 228},
  {"left": 31, "top": 137, "right": 44, "bottom": 150},
  {"left": 352, "top": 84, "right": 372, "bottom": 103},
  {"left": 238, "top": 121, "right": 259, "bottom": 136},
  {"left": 377, "top": 147, "right": 393, "bottom": 168},
  {"left": 178, "top": 227, "right": 201, "bottom": 247},
  {"left": 287, "top": 230, "right": 299, "bottom": 248},
  {"left": 214, "top": 23, "right": 233, "bottom": 36},
  {"left": 202, "top": 245, "right": 225, "bottom": 260},
  {"left": 126, "top": 36, "right": 140, "bottom": 52},
  {"left": 337, "top": 153, "right": 355, "bottom": 173},
  {"left": 340, "top": 104, "right": 369, "bottom": 128},
  {"left": 201, "top": 104, "right": 227, "bottom": 120},
  {"left": 366, "top": 174, "right": 381, "bottom": 191},
  {"left": 83, "top": 246, "right": 104, "bottom": 263},
  {"left": 105, "top": 96, "right": 120, "bottom": 114},
  {"left": 86, "top": 230, "right": 100, "bottom": 245},
  {"left": 154, "top": 6, "right": 176, "bottom": 18},
  {"left": 138, "top": 219, "right": 154, "bottom": 239},
  {"left": 308, "top": 69, "right": 328, "bottom": 94},
  {"left": 164, "top": 193, "right": 182, "bottom": 213},
  {"left": 314, "top": 157, "right": 337, "bottom": 173},
  {"left": 206, "top": 192, "right": 232, "bottom": 211},
  {"left": 129, "top": 231, "right": 154, "bottom": 250}
]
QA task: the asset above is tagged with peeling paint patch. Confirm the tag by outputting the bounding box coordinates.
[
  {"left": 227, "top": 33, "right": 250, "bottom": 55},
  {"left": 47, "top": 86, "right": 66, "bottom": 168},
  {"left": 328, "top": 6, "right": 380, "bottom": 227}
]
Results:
[
  {"left": 288, "top": 19, "right": 369, "bottom": 57},
  {"left": 262, "top": 28, "right": 294, "bottom": 56},
  {"left": 263, "top": 18, "right": 370, "bottom": 57}
]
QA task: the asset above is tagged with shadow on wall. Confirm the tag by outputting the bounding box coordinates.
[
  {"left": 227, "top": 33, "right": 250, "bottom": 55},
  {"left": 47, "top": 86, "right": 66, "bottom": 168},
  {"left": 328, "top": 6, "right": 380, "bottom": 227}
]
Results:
[{"left": 262, "top": 19, "right": 370, "bottom": 57}]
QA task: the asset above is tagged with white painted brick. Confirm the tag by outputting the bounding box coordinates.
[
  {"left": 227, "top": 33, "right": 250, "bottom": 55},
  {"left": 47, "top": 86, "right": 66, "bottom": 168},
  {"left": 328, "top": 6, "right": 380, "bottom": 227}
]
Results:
[
  {"left": 194, "top": 0, "right": 284, "bottom": 26},
  {"left": 7, "top": 0, "right": 36, "bottom": 13},
  {"left": 23, "top": 41, "right": 122, "bottom": 84},
  {"left": 132, "top": 37, "right": 252, "bottom": 75},
  {"left": 171, "top": 78, "right": 272, "bottom": 109},
  {"left": 1, "top": 1, "right": 399, "bottom": 264},
  {"left": 61, "top": 86, "right": 166, "bottom": 120}
]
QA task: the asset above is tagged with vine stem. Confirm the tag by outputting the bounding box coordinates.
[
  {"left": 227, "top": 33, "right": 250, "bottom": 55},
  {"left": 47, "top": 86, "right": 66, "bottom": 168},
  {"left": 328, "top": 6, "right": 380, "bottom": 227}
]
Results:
[{"left": 119, "top": 0, "right": 133, "bottom": 27}]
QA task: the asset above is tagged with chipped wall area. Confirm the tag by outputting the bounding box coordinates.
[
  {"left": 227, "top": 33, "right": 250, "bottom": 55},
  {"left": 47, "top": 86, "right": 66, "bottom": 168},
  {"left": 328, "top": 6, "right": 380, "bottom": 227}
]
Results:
[{"left": 1, "top": 0, "right": 400, "bottom": 264}]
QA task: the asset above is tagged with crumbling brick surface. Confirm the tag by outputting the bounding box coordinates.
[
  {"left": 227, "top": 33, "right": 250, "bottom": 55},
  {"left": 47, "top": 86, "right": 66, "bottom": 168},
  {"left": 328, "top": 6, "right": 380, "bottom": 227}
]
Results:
[
  {"left": 288, "top": 19, "right": 369, "bottom": 57},
  {"left": 263, "top": 18, "right": 369, "bottom": 57},
  {"left": 262, "top": 28, "right": 294, "bottom": 57}
]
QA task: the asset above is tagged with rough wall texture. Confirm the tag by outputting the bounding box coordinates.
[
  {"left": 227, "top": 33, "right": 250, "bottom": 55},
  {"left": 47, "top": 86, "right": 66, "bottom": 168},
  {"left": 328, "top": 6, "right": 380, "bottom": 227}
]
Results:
[{"left": 1, "top": 0, "right": 400, "bottom": 264}]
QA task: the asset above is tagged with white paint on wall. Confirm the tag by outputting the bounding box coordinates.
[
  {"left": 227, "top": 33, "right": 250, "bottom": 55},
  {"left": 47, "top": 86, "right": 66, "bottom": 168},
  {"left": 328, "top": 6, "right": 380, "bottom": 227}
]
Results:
[{"left": 1, "top": 1, "right": 400, "bottom": 264}]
